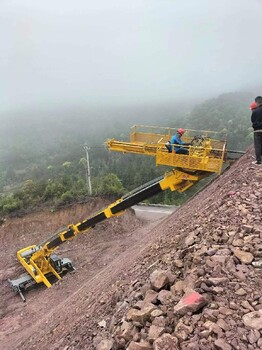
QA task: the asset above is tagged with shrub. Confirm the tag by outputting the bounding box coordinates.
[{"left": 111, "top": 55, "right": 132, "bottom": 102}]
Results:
[
  {"left": 0, "top": 195, "right": 22, "bottom": 214},
  {"left": 43, "top": 180, "right": 65, "bottom": 200},
  {"left": 95, "top": 173, "right": 125, "bottom": 196}
]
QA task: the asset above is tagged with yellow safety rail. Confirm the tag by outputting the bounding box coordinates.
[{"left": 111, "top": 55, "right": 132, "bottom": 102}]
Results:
[{"left": 107, "top": 125, "right": 227, "bottom": 174}]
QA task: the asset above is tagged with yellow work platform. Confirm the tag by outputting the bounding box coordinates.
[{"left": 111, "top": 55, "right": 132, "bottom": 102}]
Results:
[{"left": 107, "top": 125, "right": 227, "bottom": 174}]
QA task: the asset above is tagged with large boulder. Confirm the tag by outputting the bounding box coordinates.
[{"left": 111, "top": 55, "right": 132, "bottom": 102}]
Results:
[
  {"left": 150, "top": 270, "right": 169, "bottom": 291},
  {"left": 127, "top": 341, "right": 152, "bottom": 350},
  {"left": 127, "top": 304, "right": 157, "bottom": 325},
  {"left": 153, "top": 333, "right": 179, "bottom": 350},
  {"left": 243, "top": 310, "right": 262, "bottom": 330},
  {"left": 174, "top": 291, "right": 207, "bottom": 316}
]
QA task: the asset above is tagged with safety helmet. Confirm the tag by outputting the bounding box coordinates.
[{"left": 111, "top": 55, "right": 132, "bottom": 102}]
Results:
[
  {"left": 250, "top": 101, "right": 257, "bottom": 110},
  {"left": 177, "top": 128, "right": 185, "bottom": 135}
]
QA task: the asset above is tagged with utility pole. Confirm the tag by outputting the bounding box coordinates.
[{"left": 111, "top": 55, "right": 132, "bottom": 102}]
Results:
[{"left": 83, "top": 144, "right": 92, "bottom": 196}]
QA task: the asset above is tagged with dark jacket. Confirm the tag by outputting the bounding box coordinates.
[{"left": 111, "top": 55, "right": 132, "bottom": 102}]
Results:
[{"left": 251, "top": 104, "right": 262, "bottom": 131}]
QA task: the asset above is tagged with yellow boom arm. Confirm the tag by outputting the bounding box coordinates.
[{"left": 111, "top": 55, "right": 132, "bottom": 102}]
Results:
[{"left": 15, "top": 169, "right": 207, "bottom": 293}]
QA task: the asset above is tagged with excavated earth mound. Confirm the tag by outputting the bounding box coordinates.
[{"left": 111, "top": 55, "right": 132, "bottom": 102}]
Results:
[{"left": 1, "top": 148, "right": 262, "bottom": 350}]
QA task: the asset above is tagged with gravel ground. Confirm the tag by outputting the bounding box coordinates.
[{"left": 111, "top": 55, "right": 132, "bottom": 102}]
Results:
[{"left": 1, "top": 148, "right": 261, "bottom": 350}]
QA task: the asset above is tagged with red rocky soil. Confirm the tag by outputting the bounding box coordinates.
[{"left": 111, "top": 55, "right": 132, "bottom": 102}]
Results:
[
  {"left": 0, "top": 199, "right": 165, "bottom": 349},
  {"left": 1, "top": 148, "right": 262, "bottom": 350}
]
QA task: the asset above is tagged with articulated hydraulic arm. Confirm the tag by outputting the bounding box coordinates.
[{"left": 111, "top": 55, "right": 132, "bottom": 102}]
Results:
[
  {"left": 9, "top": 169, "right": 207, "bottom": 301},
  {"left": 10, "top": 125, "right": 228, "bottom": 301}
]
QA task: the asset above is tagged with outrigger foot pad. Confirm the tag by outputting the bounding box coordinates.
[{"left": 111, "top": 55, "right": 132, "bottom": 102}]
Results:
[{"left": 8, "top": 274, "right": 35, "bottom": 302}]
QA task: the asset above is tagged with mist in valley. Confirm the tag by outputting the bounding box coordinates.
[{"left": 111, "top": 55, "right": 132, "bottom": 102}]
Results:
[{"left": 0, "top": 0, "right": 261, "bottom": 210}]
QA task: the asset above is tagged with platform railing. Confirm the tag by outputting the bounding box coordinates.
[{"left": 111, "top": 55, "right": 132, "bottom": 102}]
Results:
[{"left": 107, "top": 125, "right": 227, "bottom": 174}]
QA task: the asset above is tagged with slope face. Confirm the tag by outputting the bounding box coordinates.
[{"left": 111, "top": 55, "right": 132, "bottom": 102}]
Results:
[
  {"left": 100, "top": 148, "right": 261, "bottom": 350},
  {"left": 1, "top": 149, "right": 262, "bottom": 350},
  {"left": 0, "top": 198, "right": 147, "bottom": 349}
]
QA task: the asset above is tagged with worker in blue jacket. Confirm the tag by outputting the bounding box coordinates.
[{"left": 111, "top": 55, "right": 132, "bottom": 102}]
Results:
[{"left": 166, "top": 128, "right": 190, "bottom": 154}]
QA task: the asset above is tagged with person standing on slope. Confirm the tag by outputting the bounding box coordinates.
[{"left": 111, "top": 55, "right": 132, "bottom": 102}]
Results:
[{"left": 251, "top": 96, "right": 262, "bottom": 165}]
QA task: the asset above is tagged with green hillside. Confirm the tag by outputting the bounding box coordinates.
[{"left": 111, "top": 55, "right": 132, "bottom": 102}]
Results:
[{"left": 0, "top": 92, "right": 254, "bottom": 215}]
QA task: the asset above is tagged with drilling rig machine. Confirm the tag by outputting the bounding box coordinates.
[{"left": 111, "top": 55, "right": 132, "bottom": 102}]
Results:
[{"left": 9, "top": 125, "right": 228, "bottom": 301}]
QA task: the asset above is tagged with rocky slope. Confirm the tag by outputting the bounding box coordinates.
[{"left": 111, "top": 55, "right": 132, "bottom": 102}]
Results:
[
  {"left": 92, "top": 149, "right": 262, "bottom": 350},
  {"left": 1, "top": 148, "right": 261, "bottom": 350}
]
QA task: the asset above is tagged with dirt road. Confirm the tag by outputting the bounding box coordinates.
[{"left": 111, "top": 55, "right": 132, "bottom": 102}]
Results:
[{"left": 132, "top": 204, "right": 177, "bottom": 220}]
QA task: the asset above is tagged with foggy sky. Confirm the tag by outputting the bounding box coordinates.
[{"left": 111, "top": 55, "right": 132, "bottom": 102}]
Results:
[{"left": 1, "top": 0, "right": 262, "bottom": 112}]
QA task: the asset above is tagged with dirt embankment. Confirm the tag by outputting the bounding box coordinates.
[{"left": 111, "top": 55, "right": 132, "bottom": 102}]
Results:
[
  {"left": 0, "top": 198, "right": 154, "bottom": 349},
  {"left": 1, "top": 148, "right": 262, "bottom": 350}
]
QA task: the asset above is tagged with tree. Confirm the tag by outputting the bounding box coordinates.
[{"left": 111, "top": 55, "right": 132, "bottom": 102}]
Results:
[
  {"left": 0, "top": 195, "right": 22, "bottom": 214},
  {"left": 95, "top": 173, "right": 124, "bottom": 196},
  {"left": 62, "top": 161, "right": 72, "bottom": 169},
  {"left": 43, "top": 180, "right": 65, "bottom": 201}
]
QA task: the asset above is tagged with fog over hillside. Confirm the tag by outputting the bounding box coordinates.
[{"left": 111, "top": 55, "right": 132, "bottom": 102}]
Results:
[{"left": 1, "top": 0, "right": 262, "bottom": 115}]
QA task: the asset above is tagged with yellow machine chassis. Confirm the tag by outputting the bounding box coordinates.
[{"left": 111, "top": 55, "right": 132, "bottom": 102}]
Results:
[{"left": 17, "top": 245, "right": 62, "bottom": 288}]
